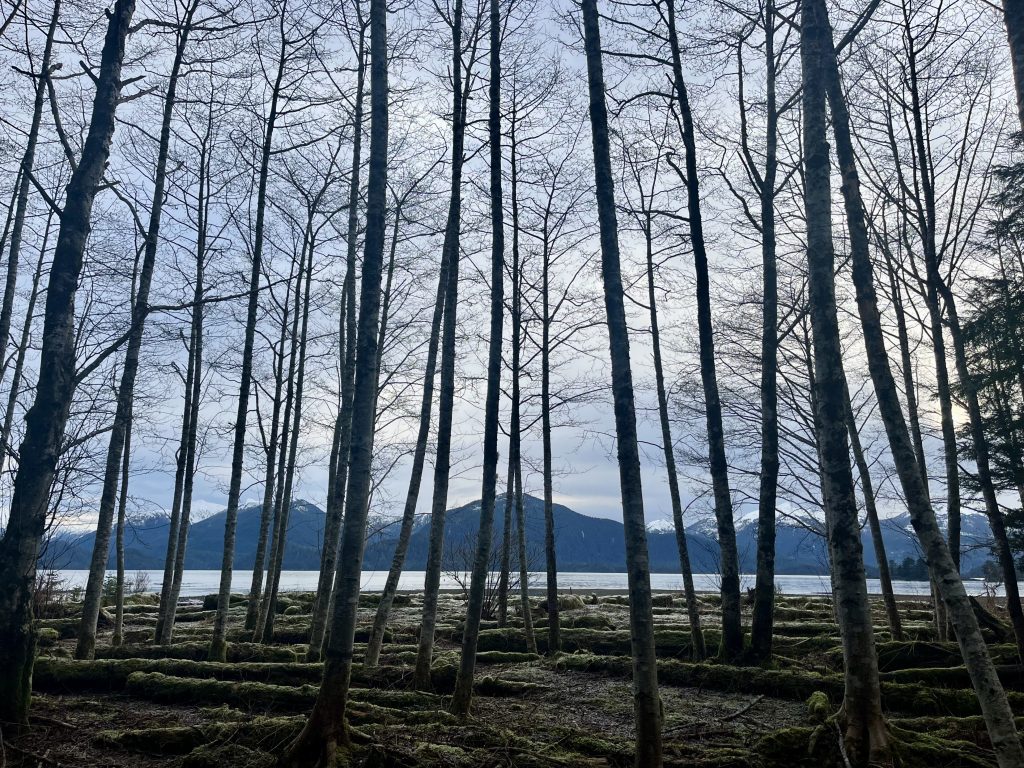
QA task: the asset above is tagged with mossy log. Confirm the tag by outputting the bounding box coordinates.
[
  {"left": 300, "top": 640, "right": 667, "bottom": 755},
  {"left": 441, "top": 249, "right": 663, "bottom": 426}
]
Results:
[
  {"left": 554, "top": 653, "right": 1023, "bottom": 717},
  {"left": 123, "top": 672, "right": 443, "bottom": 712},
  {"left": 94, "top": 641, "right": 298, "bottom": 663}
]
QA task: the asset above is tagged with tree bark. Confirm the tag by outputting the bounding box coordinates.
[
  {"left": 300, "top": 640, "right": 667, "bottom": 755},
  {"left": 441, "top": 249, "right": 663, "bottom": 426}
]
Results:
[
  {"left": 664, "top": 0, "right": 742, "bottom": 658},
  {"left": 280, "top": 0, "right": 388, "bottom": 759},
  {"left": 573, "top": 1, "right": 663, "bottom": 763},
  {"left": 449, "top": 0, "right": 505, "bottom": 716},
  {"left": 0, "top": 0, "right": 135, "bottom": 726},
  {"left": 817, "top": 1, "right": 1024, "bottom": 762}
]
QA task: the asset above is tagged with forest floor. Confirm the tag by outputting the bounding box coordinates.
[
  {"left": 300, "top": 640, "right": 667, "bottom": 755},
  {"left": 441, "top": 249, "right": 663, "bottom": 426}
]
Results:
[{"left": 8, "top": 587, "right": 1019, "bottom": 767}]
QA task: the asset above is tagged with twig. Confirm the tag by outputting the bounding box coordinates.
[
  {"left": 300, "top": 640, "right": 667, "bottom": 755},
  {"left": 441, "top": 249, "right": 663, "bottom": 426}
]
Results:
[{"left": 722, "top": 694, "right": 765, "bottom": 722}]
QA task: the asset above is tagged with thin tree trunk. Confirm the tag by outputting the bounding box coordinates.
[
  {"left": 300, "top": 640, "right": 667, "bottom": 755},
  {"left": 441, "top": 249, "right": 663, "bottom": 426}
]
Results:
[
  {"left": 259, "top": 223, "right": 315, "bottom": 643},
  {"left": 164, "top": 273, "right": 204, "bottom": 642},
  {"left": 664, "top": 0, "right": 742, "bottom": 658},
  {"left": 244, "top": 273, "right": 292, "bottom": 634},
  {"left": 495, "top": 479, "right": 512, "bottom": 626},
  {"left": 112, "top": 415, "right": 132, "bottom": 648},
  {"left": 76, "top": 1, "right": 197, "bottom": 661},
  {"left": 943, "top": 292, "right": 1024, "bottom": 662},
  {"left": 307, "top": 25, "right": 365, "bottom": 663},
  {"left": 449, "top": 0, "right": 505, "bottom": 716},
  {"left": 513, "top": 457, "right": 536, "bottom": 652},
  {"left": 253, "top": 252, "right": 302, "bottom": 643},
  {"left": 363, "top": 239, "right": 449, "bottom": 668},
  {"left": 0, "top": 213, "right": 52, "bottom": 477},
  {"left": 280, "top": 0, "right": 388, "bottom": 758},
  {"left": 158, "top": 136, "right": 208, "bottom": 645},
  {"left": 540, "top": 241, "right": 560, "bottom": 655},
  {"left": 573, "top": 2, "right": 663, "bottom": 763},
  {"left": 507, "top": 153, "right": 535, "bottom": 652},
  {"left": 843, "top": 383, "right": 903, "bottom": 640},
  {"left": 644, "top": 206, "right": 704, "bottom": 661},
  {"left": 0, "top": 0, "right": 135, "bottom": 726},
  {"left": 818, "top": 1, "right": 1024, "bottom": 761},
  {"left": 0, "top": 0, "right": 60, "bottom": 376},
  {"left": 498, "top": 458, "right": 514, "bottom": 628},
  {"left": 209, "top": 9, "right": 289, "bottom": 662},
  {"left": 903, "top": 28, "right": 961, "bottom": 578},
  {"left": 750, "top": 0, "right": 780, "bottom": 663},
  {"left": 413, "top": 0, "right": 470, "bottom": 689}
]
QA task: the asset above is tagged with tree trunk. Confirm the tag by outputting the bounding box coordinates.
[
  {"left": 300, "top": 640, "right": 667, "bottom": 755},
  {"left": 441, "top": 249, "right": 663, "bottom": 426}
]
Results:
[
  {"left": 363, "top": 235, "right": 449, "bottom": 668},
  {"left": 75, "top": 1, "right": 197, "bottom": 661},
  {"left": 843, "top": 382, "right": 903, "bottom": 641},
  {"left": 307, "top": 26, "right": 365, "bottom": 663},
  {"left": 943, "top": 292, "right": 1024, "bottom": 662},
  {"left": 644, "top": 207, "right": 704, "bottom": 661},
  {"left": 664, "top": 0, "right": 742, "bottom": 658},
  {"left": 0, "top": 213, "right": 52, "bottom": 477},
  {"left": 254, "top": 250, "right": 303, "bottom": 643},
  {"left": 513, "top": 458, "right": 536, "bottom": 652},
  {"left": 903, "top": 31, "right": 961, "bottom": 578},
  {"left": 449, "top": 0, "right": 505, "bottom": 716},
  {"left": 158, "top": 140, "right": 208, "bottom": 645},
  {"left": 0, "top": 0, "right": 60, "bottom": 377},
  {"left": 540, "top": 198, "right": 559, "bottom": 655},
  {"left": 413, "top": 0, "right": 470, "bottom": 689},
  {"left": 1003, "top": 0, "right": 1024, "bottom": 130},
  {"left": 750, "top": 0, "right": 780, "bottom": 663},
  {"left": 572, "top": 2, "right": 663, "bottom": 763},
  {"left": 243, "top": 270, "right": 292, "bottom": 634},
  {"left": 259, "top": 219, "right": 316, "bottom": 644},
  {"left": 818, "top": 1, "right": 1024, "bottom": 761},
  {"left": 0, "top": 0, "right": 135, "bottom": 727},
  {"left": 801, "top": 7, "right": 890, "bottom": 760},
  {"left": 280, "top": 0, "right": 388, "bottom": 759},
  {"left": 498, "top": 458, "right": 514, "bottom": 628},
  {"left": 112, "top": 415, "right": 132, "bottom": 648},
  {"left": 209, "top": 11, "right": 289, "bottom": 662}
]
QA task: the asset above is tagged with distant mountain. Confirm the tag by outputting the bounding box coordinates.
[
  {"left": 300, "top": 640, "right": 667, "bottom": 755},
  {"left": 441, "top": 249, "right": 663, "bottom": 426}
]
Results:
[{"left": 54, "top": 495, "right": 997, "bottom": 576}]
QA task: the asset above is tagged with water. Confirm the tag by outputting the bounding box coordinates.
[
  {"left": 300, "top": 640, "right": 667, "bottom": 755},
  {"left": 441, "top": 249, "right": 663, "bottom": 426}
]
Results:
[{"left": 55, "top": 569, "right": 1003, "bottom": 599}]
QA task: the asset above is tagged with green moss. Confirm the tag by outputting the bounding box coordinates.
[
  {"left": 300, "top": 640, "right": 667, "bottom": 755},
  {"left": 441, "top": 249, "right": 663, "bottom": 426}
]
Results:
[
  {"left": 94, "top": 641, "right": 298, "bottom": 663},
  {"left": 806, "top": 691, "right": 831, "bottom": 723},
  {"left": 36, "top": 628, "right": 60, "bottom": 649},
  {"left": 125, "top": 671, "right": 317, "bottom": 710}
]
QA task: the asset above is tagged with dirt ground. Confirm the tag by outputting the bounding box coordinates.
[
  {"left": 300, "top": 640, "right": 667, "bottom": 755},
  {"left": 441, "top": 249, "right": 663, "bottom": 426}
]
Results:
[{"left": 5, "top": 588, "right": 1013, "bottom": 767}]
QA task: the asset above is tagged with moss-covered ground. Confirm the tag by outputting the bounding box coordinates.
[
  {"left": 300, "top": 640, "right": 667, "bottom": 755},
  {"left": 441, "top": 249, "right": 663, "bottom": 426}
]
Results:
[{"left": 8, "top": 589, "right": 1017, "bottom": 766}]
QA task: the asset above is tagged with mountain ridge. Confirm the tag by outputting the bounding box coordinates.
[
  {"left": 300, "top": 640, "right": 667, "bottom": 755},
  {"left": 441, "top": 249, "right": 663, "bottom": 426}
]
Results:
[{"left": 51, "top": 495, "right": 995, "bottom": 576}]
